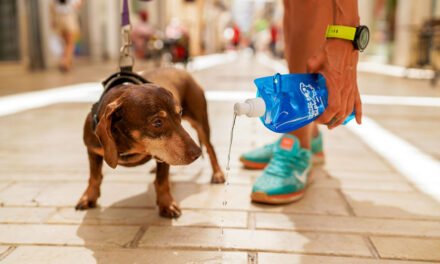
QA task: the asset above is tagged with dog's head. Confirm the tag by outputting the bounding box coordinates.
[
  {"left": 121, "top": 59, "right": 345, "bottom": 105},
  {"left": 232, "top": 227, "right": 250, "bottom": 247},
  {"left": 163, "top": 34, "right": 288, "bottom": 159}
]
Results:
[{"left": 94, "top": 83, "right": 201, "bottom": 168}]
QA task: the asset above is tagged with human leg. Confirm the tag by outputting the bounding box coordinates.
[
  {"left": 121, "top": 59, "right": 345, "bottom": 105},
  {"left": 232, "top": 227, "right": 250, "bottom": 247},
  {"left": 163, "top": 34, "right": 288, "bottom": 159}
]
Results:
[{"left": 250, "top": 0, "right": 332, "bottom": 203}]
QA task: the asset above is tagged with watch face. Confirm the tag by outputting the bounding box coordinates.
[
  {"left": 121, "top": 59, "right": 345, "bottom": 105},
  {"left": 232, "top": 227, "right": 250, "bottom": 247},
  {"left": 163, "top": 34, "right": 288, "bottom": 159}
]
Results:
[{"left": 357, "top": 26, "right": 370, "bottom": 51}]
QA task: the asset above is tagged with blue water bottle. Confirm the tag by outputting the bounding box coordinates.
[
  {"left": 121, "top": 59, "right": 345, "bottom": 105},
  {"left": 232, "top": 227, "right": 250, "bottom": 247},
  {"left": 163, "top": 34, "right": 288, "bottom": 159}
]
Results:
[{"left": 234, "top": 73, "right": 355, "bottom": 133}]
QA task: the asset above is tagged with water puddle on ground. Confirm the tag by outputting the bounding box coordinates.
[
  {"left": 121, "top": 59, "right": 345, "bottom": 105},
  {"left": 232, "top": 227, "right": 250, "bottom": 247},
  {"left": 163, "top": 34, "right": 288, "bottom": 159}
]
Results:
[{"left": 218, "top": 113, "right": 237, "bottom": 252}]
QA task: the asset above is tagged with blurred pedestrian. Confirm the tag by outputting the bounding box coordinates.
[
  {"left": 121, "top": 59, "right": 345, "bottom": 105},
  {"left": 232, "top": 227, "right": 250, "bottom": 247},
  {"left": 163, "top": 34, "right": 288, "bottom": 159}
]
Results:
[
  {"left": 231, "top": 23, "right": 241, "bottom": 48},
  {"left": 241, "top": 0, "right": 366, "bottom": 204},
  {"left": 132, "top": 10, "right": 155, "bottom": 58},
  {"left": 269, "top": 22, "right": 278, "bottom": 56},
  {"left": 50, "top": 0, "right": 82, "bottom": 72}
]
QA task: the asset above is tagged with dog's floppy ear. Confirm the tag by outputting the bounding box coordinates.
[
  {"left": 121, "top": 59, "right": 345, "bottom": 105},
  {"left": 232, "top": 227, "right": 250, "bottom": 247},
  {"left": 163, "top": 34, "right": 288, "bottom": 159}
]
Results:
[{"left": 95, "top": 100, "right": 122, "bottom": 168}]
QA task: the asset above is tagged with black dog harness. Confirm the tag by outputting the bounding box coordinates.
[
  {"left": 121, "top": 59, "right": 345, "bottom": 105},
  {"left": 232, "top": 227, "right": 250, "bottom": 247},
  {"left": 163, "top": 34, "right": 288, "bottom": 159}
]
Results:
[{"left": 91, "top": 71, "right": 150, "bottom": 130}]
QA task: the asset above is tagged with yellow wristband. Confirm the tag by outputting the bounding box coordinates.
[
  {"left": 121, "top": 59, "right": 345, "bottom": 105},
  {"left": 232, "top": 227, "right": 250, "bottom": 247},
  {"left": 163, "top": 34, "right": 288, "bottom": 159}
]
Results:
[{"left": 326, "top": 25, "right": 356, "bottom": 41}]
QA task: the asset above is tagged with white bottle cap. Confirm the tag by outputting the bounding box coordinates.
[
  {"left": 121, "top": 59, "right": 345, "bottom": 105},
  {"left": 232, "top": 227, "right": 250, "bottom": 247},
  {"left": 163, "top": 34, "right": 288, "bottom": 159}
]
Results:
[{"left": 234, "top": 98, "right": 266, "bottom": 117}]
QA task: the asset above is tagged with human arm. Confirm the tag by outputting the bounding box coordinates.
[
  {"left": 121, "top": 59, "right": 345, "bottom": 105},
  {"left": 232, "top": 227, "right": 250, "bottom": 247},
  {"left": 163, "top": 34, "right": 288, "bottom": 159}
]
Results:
[{"left": 306, "top": 0, "right": 362, "bottom": 128}]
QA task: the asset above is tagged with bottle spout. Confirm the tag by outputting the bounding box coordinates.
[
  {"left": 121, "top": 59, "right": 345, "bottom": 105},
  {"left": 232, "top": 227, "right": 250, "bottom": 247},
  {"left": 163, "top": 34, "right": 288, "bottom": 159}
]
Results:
[
  {"left": 234, "top": 98, "right": 266, "bottom": 117},
  {"left": 234, "top": 102, "right": 251, "bottom": 116}
]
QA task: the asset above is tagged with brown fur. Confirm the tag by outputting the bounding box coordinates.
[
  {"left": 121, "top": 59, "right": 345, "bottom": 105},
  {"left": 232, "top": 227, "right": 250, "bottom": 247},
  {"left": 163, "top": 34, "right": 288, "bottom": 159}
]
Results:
[{"left": 76, "top": 68, "right": 225, "bottom": 218}]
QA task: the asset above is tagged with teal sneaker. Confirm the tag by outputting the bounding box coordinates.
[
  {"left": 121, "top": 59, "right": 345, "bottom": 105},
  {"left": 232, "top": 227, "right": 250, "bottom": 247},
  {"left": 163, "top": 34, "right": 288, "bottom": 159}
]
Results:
[
  {"left": 240, "top": 131, "right": 324, "bottom": 169},
  {"left": 239, "top": 142, "right": 276, "bottom": 170},
  {"left": 251, "top": 134, "right": 312, "bottom": 204}
]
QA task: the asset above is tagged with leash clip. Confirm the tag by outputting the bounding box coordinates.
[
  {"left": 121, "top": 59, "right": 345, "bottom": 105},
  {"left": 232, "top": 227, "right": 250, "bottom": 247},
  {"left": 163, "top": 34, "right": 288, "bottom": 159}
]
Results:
[{"left": 119, "top": 25, "right": 134, "bottom": 72}]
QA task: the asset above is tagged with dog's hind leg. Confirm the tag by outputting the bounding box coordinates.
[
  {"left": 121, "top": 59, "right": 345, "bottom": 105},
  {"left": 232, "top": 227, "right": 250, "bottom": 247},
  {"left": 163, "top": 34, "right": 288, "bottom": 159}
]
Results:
[
  {"left": 155, "top": 162, "right": 181, "bottom": 218},
  {"left": 76, "top": 150, "right": 104, "bottom": 210}
]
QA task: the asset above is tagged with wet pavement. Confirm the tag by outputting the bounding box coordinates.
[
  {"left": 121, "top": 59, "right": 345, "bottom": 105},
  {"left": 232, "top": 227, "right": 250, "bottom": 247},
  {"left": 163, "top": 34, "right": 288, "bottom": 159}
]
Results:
[{"left": 0, "top": 53, "right": 439, "bottom": 263}]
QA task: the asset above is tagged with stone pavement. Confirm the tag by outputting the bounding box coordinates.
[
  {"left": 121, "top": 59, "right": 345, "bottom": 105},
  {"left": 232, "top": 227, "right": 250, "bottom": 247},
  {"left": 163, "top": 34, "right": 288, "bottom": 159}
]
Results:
[{"left": 0, "top": 54, "right": 440, "bottom": 263}]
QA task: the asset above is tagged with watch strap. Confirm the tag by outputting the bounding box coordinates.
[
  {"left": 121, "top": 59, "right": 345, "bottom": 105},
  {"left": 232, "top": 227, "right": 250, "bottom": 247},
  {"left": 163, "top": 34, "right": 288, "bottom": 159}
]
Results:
[{"left": 326, "top": 25, "right": 356, "bottom": 41}]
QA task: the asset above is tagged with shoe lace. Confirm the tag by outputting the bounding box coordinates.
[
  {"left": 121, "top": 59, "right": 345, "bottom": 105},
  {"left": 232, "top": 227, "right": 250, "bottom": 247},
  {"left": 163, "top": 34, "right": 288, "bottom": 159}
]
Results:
[{"left": 265, "top": 149, "right": 310, "bottom": 178}]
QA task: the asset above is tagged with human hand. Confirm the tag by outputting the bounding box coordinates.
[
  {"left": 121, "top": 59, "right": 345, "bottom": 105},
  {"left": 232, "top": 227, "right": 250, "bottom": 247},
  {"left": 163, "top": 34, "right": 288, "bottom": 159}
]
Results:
[{"left": 307, "top": 39, "right": 362, "bottom": 129}]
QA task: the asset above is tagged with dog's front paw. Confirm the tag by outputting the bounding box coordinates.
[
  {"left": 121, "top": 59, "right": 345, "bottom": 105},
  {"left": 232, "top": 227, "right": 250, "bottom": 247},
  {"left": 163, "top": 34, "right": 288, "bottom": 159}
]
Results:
[
  {"left": 211, "top": 171, "right": 226, "bottom": 184},
  {"left": 75, "top": 194, "right": 98, "bottom": 210},
  {"left": 75, "top": 198, "right": 97, "bottom": 210},
  {"left": 76, "top": 186, "right": 100, "bottom": 210},
  {"left": 159, "top": 202, "right": 182, "bottom": 218}
]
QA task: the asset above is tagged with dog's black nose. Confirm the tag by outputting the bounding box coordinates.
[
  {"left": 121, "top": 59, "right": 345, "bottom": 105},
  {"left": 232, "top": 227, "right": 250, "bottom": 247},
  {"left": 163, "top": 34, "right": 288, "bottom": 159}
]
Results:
[{"left": 189, "top": 148, "right": 202, "bottom": 161}]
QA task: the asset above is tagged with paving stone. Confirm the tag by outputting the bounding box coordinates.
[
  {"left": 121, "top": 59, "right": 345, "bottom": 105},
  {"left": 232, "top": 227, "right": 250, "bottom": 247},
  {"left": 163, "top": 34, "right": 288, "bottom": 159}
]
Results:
[
  {"left": 368, "top": 106, "right": 440, "bottom": 161},
  {"left": 33, "top": 182, "right": 89, "bottom": 206},
  {"left": 36, "top": 181, "right": 155, "bottom": 208},
  {"left": 175, "top": 183, "right": 350, "bottom": 215},
  {"left": 343, "top": 190, "right": 440, "bottom": 220},
  {"left": 0, "top": 208, "right": 55, "bottom": 224},
  {"left": 0, "top": 171, "right": 85, "bottom": 182},
  {"left": 0, "top": 224, "right": 138, "bottom": 247},
  {"left": 371, "top": 237, "right": 440, "bottom": 261},
  {"left": 0, "top": 183, "right": 11, "bottom": 192},
  {"left": 250, "top": 188, "right": 350, "bottom": 215},
  {"left": 0, "top": 245, "right": 10, "bottom": 256},
  {"left": 139, "top": 226, "right": 372, "bottom": 257},
  {"left": 323, "top": 141, "right": 371, "bottom": 154},
  {"left": 0, "top": 182, "right": 49, "bottom": 206},
  {"left": 323, "top": 140, "right": 371, "bottom": 154},
  {"left": 255, "top": 213, "right": 440, "bottom": 237},
  {"left": 33, "top": 182, "right": 156, "bottom": 208},
  {"left": 49, "top": 208, "right": 247, "bottom": 228},
  {"left": 323, "top": 143, "right": 374, "bottom": 155},
  {"left": 4, "top": 180, "right": 346, "bottom": 215},
  {"left": 0, "top": 163, "right": 153, "bottom": 183},
  {"left": 2, "top": 246, "right": 248, "bottom": 264},
  {"left": 171, "top": 164, "right": 258, "bottom": 185},
  {"left": 0, "top": 164, "right": 221, "bottom": 183},
  {"left": 311, "top": 178, "right": 414, "bottom": 192},
  {"left": 258, "top": 252, "right": 434, "bottom": 264},
  {"left": 176, "top": 165, "right": 327, "bottom": 186},
  {"left": 324, "top": 156, "right": 393, "bottom": 173},
  {"left": 328, "top": 170, "right": 404, "bottom": 180},
  {"left": 325, "top": 151, "right": 391, "bottom": 163},
  {"left": 0, "top": 159, "right": 248, "bottom": 185}
]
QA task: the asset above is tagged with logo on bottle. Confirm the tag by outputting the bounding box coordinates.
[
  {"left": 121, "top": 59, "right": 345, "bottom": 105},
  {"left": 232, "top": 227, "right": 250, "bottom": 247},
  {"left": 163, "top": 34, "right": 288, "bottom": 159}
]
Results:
[{"left": 299, "top": 82, "right": 320, "bottom": 119}]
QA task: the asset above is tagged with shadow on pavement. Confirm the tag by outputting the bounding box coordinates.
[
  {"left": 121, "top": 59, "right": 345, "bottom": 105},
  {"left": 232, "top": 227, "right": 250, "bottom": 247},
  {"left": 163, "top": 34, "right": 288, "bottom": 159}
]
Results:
[
  {"left": 250, "top": 165, "right": 440, "bottom": 263},
  {"left": 76, "top": 178, "right": 221, "bottom": 263}
]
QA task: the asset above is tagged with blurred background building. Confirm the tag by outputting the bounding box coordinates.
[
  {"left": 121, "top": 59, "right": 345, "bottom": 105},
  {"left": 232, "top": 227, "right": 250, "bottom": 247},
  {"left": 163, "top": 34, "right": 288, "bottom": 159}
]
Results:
[{"left": 2, "top": 0, "right": 440, "bottom": 71}]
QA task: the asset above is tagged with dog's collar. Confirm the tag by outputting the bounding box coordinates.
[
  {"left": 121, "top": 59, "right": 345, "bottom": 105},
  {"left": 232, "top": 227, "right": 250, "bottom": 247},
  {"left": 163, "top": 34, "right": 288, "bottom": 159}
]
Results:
[{"left": 91, "top": 71, "right": 151, "bottom": 130}]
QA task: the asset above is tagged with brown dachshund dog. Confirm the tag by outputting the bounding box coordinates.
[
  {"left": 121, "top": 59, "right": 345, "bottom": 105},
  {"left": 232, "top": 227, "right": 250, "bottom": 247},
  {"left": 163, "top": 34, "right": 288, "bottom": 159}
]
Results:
[{"left": 76, "top": 68, "right": 225, "bottom": 218}]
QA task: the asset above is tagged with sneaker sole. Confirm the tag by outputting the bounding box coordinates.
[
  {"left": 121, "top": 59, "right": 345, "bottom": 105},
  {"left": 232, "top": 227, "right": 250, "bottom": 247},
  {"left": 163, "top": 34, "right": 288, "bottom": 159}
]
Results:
[
  {"left": 240, "top": 157, "right": 269, "bottom": 170},
  {"left": 251, "top": 190, "right": 305, "bottom": 204},
  {"left": 251, "top": 172, "right": 314, "bottom": 205}
]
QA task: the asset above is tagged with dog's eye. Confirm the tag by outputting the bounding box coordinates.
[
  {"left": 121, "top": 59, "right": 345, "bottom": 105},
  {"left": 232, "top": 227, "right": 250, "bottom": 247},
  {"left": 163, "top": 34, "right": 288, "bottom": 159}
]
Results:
[
  {"left": 179, "top": 109, "right": 183, "bottom": 116},
  {"left": 152, "top": 118, "right": 163, "bottom": 128}
]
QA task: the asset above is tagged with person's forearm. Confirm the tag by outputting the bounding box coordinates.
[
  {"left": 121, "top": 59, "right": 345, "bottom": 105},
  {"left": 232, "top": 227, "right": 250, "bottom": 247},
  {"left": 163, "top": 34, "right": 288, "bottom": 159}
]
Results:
[{"left": 333, "top": 0, "right": 360, "bottom": 26}]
